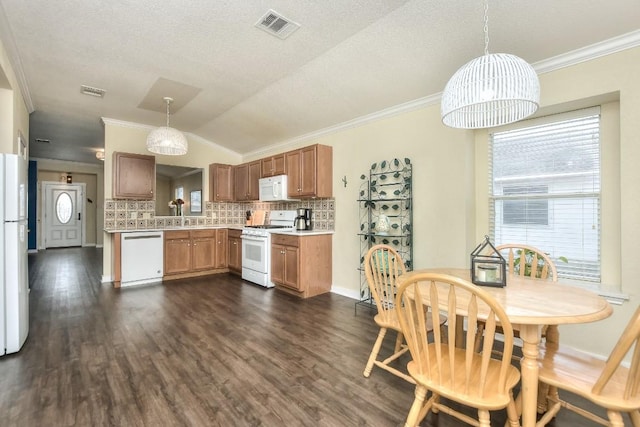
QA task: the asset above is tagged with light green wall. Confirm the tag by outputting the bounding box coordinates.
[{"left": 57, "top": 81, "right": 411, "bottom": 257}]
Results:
[
  {"left": 247, "top": 47, "right": 640, "bottom": 359},
  {"left": 0, "top": 36, "right": 29, "bottom": 156},
  {"left": 101, "top": 122, "right": 242, "bottom": 278},
  {"left": 36, "top": 162, "right": 103, "bottom": 247},
  {"left": 100, "top": 47, "right": 640, "bottom": 360}
]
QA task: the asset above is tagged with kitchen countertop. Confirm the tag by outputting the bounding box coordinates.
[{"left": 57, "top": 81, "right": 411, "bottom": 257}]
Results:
[
  {"left": 105, "top": 225, "right": 244, "bottom": 233},
  {"left": 270, "top": 230, "right": 334, "bottom": 236},
  {"left": 105, "top": 227, "right": 334, "bottom": 235}
]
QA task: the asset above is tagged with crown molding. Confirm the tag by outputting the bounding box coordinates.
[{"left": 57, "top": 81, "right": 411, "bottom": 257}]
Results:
[
  {"left": 534, "top": 29, "right": 640, "bottom": 74},
  {"left": 100, "top": 117, "right": 154, "bottom": 131},
  {"left": 247, "top": 31, "right": 640, "bottom": 157},
  {"left": 0, "top": 2, "right": 34, "bottom": 112},
  {"left": 30, "top": 156, "right": 103, "bottom": 169},
  {"left": 243, "top": 93, "right": 442, "bottom": 159}
]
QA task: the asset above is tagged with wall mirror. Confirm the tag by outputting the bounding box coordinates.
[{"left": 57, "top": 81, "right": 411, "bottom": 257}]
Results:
[{"left": 155, "top": 164, "right": 204, "bottom": 216}]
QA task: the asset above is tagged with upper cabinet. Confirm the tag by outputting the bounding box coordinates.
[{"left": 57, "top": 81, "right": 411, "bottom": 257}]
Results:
[
  {"left": 285, "top": 144, "right": 333, "bottom": 198},
  {"left": 261, "top": 154, "right": 285, "bottom": 178},
  {"left": 209, "top": 163, "right": 234, "bottom": 202},
  {"left": 113, "top": 152, "right": 155, "bottom": 200},
  {"left": 234, "top": 160, "right": 261, "bottom": 201}
]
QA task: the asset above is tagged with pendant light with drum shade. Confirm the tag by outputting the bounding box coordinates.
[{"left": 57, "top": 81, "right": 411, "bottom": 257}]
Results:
[
  {"left": 441, "top": 0, "right": 540, "bottom": 129},
  {"left": 146, "top": 97, "right": 188, "bottom": 155}
]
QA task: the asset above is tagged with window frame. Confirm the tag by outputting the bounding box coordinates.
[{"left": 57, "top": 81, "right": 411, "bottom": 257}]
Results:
[{"left": 488, "top": 107, "right": 603, "bottom": 284}]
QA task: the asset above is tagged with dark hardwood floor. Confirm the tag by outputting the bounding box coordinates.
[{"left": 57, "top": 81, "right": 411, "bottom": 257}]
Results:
[{"left": 0, "top": 247, "right": 624, "bottom": 426}]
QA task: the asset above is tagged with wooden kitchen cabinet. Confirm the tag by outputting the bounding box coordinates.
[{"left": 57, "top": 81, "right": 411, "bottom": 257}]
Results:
[
  {"left": 209, "top": 163, "right": 234, "bottom": 202},
  {"left": 234, "top": 160, "right": 261, "bottom": 201},
  {"left": 261, "top": 154, "right": 285, "bottom": 177},
  {"left": 271, "top": 233, "right": 332, "bottom": 298},
  {"left": 271, "top": 241, "right": 300, "bottom": 290},
  {"left": 113, "top": 152, "right": 155, "bottom": 199},
  {"left": 164, "top": 229, "right": 228, "bottom": 279},
  {"left": 191, "top": 229, "right": 217, "bottom": 271},
  {"left": 227, "top": 229, "right": 242, "bottom": 275},
  {"left": 285, "top": 144, "right": 333, "bottom": 198},
  {"left": 164, "top": 230, "right": 192, "bottom": 275},
  {"left": 214, "top": 229, "right": 228, "bottom": 268}
]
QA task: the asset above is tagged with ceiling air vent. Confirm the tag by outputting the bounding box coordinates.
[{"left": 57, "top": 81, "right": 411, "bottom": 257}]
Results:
[
  {"left": 80, "top": 85, "right": 106, "bottom": 98},
  {"left": 255, "top": 9, "right": 300, "bottom": 40}
]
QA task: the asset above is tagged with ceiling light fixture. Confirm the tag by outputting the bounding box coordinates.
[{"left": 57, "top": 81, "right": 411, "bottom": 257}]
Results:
[
  {"left": 96, "top": 150, "right": 105, "bottom": 161},
  {"left": 440, "top": 0, "right": 540, "bottom": 129},
  {"left": 146, "top": 97, "right": 188, "bottom": 156}
]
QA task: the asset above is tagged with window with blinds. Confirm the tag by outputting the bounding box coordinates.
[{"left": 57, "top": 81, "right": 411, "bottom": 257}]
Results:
[{"left": 489, "top": 109, "right": 601, "bottom": 282}]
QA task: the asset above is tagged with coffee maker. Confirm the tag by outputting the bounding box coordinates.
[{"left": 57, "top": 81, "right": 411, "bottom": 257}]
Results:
[{"left": 294, "top": 208, "right": 313, "bottom": 230}]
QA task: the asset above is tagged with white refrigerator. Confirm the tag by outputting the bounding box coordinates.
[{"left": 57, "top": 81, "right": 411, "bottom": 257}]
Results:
[{"left": 0, "top": 153, "right": 29, "bottom": 356}]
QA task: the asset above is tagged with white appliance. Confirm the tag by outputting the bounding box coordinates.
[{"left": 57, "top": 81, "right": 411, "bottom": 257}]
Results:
[
  {"left": 241, "top": 210, "right": 296, "bottom": 287},
  {"left": 0, "top": 153, "right": 29, "bottom": 356},
  {"left": 121, "top": 231, "right": 164, "bottom": 286},
  {"left": 258, "top": 175, "right": 296, "bottom": 202}
]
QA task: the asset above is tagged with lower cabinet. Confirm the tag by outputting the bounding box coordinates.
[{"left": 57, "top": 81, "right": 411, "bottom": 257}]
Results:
[
  {"left": 164, "top": 230, "right": 192, "bottom": 275},
  {"left": 228, "top": 229, "right": 242, "bottom": 275},
  {"left": 164, "top": 229, "right": 228, "bottom": 279},
  {"left": 215, "top": 229, "right": 228, "bottom": 268},
  {"left": 270, "top": 233, "right": 332, "bottom": 298}
]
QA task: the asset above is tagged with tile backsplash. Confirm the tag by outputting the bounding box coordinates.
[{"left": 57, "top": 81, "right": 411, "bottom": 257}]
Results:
[{"left": 104, "top": 198, "right": 335, "bottom": 231}]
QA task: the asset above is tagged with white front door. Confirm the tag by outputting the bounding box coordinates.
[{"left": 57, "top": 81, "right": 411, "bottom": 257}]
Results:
[{"left": 44, "top": 183, "right": 83, "bottom": 248}]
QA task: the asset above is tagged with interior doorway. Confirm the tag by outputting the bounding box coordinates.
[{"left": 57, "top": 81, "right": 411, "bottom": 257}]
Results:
[{"left": 42, "top": 182, "right": 85, "bottom": 248}]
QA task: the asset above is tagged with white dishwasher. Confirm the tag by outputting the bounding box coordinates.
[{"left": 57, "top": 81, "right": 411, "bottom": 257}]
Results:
[{"left": 121, "top": 231, "right": 164, "bottom": 287}]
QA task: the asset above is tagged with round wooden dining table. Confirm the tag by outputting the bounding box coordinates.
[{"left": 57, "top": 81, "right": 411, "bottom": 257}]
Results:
[{"left": 398, "top": 268, "right": 612, "bottom": 427}]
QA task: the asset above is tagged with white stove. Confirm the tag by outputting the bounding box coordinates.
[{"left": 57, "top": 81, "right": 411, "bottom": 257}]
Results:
[{"left": 241, "top": 210, "right": 296, "bottom": 287}]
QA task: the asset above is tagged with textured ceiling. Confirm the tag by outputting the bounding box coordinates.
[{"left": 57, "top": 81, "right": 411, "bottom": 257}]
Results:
[{"left": 1, "top": 0, "right": 639, "bottom": 164}]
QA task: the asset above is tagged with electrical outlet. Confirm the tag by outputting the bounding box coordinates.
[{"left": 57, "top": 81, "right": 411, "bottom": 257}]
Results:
[
  {"left": 211, "top": 212, "right": 217, "bottom": 219},
  {"left": 130, "top": 212, "right": 137, "bottom": 219},
  {"left": 143, "top": 212, "right": 150, "bottom": 219}
]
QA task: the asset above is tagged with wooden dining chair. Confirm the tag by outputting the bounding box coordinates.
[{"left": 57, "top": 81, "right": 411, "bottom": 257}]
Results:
[
  {"left": 535, "top": 305, "right": 640, "bottom": 427},
  {"left": 362, "top": 244, "right": 445, "bottom": 383},
  {"left": 395, "top": 272, "right": 521, "bottom": 427},
  {"left": 475, "top": 244, "right": 559, "bottom": 354},
  {"left": 474, "top": 243, "right": 559, "bottom": 413}
]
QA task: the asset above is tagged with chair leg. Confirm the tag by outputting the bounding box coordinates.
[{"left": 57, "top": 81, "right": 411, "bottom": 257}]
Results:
[
  {"left": 504, "top": 391, "right": 519, "bottom": 427},
  {"left": 630, "top": 410, "right": 640, "bottom": 427},
  {"left": 394, "top": 330, "right": 404, "bottom": 353},
  {"left": 607, "top": 410, "right": 625, "bottom": 427},
  {"left": 537, "top": 382, "right": 549, "bottom": 413},
  {"left": 363, "top": 327, "right": 387, "bottom": 377},
  {"left": 404, "top": 385, "right": 428, "bottom": 427},
  {"left": 478, "top": 409, "right": 491, "bottom": 427}
]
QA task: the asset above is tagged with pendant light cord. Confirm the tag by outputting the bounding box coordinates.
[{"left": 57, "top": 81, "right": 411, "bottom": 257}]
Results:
[
  {"left": 483, "top": 0, "right": 490, "bottom": 56},
  {"left": 165, "top": 98, "right": 171, "bottom": 127}
]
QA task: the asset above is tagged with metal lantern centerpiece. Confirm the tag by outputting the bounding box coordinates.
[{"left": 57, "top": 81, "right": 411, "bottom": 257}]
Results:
[{"left": 470, "top": 235, "right": 506, "bottom": 287}]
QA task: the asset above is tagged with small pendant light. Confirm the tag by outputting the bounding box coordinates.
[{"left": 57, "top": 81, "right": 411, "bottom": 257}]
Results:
[{"left": 146, "top": 97, "right": 188, "bottom": 155}]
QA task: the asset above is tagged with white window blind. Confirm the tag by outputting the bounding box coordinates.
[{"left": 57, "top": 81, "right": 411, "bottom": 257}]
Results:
[{"left": 489, "top": 109, "right": 601, "bottom": 282}]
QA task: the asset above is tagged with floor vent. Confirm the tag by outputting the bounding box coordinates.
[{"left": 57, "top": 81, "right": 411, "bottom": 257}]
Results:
[{"left": 255, "top": 9, "right": 300, "bottom": 40}]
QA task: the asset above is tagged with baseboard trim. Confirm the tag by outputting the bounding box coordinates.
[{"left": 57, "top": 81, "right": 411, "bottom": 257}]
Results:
[{"left": 330, "top": 285, "right": 360, "bottom": 300}]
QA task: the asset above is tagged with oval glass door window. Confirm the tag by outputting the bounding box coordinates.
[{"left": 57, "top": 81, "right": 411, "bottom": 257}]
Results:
[{"left": 56, "top": 192, "right": 73, "bottom": 224}]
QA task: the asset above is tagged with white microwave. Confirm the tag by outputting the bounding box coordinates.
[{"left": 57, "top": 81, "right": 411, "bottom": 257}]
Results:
[{"left": 259, "top": 175, "right": 297, "bottom": 201}]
